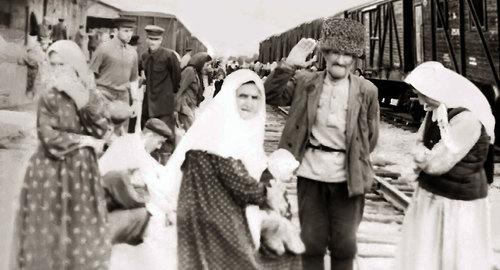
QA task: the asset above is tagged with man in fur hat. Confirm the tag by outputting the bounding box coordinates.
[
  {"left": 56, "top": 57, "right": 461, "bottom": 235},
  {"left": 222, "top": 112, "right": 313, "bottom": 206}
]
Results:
[{"left": 264, "top": 17, "right": 379, "bottom": 270}]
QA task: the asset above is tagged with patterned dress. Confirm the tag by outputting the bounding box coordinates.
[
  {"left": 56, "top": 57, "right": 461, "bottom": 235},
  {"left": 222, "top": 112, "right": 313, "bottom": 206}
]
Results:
[
  {"left": 177, "top": 150, "right": 301, "bottom": 270},
  {"left": 14, "top": 88, "right": 112, "bottom": 270}
]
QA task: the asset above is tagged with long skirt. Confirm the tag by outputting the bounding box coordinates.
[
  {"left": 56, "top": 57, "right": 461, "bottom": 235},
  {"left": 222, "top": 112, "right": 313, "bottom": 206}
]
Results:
[
  {"left": 13, "top": 148, "right": 111, "bottom": 270},
  {"left": 394, "top": 185, "right": 493, "bottom": 270}
]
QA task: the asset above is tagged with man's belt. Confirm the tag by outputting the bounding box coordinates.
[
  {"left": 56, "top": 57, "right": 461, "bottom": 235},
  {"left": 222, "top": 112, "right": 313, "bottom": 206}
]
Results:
[{"left": 306, "top": 142, "right": 346, "bottom": 153}]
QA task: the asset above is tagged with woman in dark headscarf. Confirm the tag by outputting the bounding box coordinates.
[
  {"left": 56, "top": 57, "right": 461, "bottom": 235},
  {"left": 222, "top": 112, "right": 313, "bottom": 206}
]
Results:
[{"left": 175, "top": 52, "right": 212, "bottom": 131}]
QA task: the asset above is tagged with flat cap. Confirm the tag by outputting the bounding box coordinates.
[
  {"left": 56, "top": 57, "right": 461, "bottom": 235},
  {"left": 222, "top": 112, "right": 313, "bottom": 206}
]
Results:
[
  {"left": 145, "top": 25, "right": 164, "bottom": 38},
  {"left": 145, "top": 118, "right": 174, "bottom": 140},
  {"left": 318, "top": 17, "right": 365, "bottom": 58},
  {"left": 113, "top": 17, "right": 136, "bottom": 28}
]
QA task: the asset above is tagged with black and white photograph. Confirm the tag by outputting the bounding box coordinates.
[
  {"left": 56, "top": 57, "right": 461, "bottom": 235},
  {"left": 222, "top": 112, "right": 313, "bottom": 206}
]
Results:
[{"left": 0, "top": 0, "right": 499, "bottom": 269}]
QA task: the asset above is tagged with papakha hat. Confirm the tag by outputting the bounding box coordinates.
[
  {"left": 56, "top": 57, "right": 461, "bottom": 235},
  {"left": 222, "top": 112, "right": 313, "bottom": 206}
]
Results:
[
  {"left": 318, "top": 17, "right": 365, "bottom": 58},
  {"left": 145, "top": 118, "right": 174, "bottom": 140}
]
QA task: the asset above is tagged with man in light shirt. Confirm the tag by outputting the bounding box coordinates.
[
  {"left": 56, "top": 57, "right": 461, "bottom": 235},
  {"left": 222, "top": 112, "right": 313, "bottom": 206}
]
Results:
[
  {"left": 89, "top": 17, "right": 140, "bottom": 133},
  {"left": 264, "top": 18, "right": 379, "bottom": 270}
]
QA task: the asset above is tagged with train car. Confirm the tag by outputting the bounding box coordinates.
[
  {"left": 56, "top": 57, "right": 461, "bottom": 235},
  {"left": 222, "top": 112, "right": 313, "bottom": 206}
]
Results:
[
  {"left": 344, "top": 0, "right": 499, "bottom": 120},
  {"left": 259, "top": 0, "right": 499, "bottom": 141},
  {"left": 119, "top": 11, "right": 207, "bottom": 58},
  {"left": 259, "top": 19, "right": 323, "bottom": 65}
]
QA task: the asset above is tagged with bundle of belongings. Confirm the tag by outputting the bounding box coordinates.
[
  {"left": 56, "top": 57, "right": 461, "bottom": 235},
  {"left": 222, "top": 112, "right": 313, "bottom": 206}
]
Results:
[{"left": 247, "top": 149, "right": 305, "bottom": 255}]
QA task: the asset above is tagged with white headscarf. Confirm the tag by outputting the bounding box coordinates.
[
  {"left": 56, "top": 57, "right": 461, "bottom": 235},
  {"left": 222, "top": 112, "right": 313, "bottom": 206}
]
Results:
[
  {"left": 163, "top": 69, "right": 267, "bottom": 207},
  {"left": 405, "top": 61, "right": 495, "bottom": 143}
]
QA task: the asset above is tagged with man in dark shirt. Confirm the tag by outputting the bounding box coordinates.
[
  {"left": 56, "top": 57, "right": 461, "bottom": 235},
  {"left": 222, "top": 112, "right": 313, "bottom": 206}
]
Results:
[
  {"left": 51, "top": 18, "right": 67, "bottom": 41},
  {"left": 140, "top": 25, "right": 181, "bottom": 164}
]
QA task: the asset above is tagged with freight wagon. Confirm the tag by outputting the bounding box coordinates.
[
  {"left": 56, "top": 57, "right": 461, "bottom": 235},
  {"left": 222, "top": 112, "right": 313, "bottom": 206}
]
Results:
[
  {"left": 259, "top": 0, "right": 499, "bottom": 142},
  {"left": 120, "top": 11, "right": 207, "bottom": 57}
]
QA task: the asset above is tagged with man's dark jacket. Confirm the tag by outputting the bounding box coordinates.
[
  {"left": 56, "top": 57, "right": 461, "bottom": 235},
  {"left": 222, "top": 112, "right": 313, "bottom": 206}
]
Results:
[
  {"left": 264, "top": 64, "right": 380, "bottom": 196},
  {"left": 141, "top": 47, "right": 182, "bottom": 118}
]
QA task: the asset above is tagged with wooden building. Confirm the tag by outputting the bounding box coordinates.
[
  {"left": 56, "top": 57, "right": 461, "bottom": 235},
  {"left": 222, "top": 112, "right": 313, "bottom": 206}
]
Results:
[
  {"left": 86, "top": 0, "right": 121, "bottom": 29},
  {"left": 0, "top": 0, "right": 95, "bottom": 45}
]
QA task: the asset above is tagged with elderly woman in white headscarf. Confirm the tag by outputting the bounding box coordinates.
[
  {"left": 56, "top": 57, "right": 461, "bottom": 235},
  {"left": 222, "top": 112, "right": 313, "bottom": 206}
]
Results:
[
  {"left": 12, "top": 41, "right": 112, "bottom": 270},
  {"left": 394, "top": 62, "right": 495, "bottom": 270},
  {"left": 166, "top": 69, "right": 301, "bottom": 269}
]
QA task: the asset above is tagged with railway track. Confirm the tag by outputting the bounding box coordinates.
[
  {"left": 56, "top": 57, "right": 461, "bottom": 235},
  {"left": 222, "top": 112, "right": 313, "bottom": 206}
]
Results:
[
  {"left": 379, "top": 107, "right": 419, "bottom": 132},
  {"left": 265, "top": 105, "right": 413, "bottom": 268}
]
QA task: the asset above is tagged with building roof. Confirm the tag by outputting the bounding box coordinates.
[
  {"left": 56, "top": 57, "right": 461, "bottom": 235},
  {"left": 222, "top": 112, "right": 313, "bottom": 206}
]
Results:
[
  {"left": 119, "top": 11, "right": 176, "bottom": 19},
  {"left": 87, "top": 0, "right": 122, "bottom": 19}
]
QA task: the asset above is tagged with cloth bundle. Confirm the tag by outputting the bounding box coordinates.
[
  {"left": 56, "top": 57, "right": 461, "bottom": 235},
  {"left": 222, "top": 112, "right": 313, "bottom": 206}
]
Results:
[{"left": 249, "top": 149, "right": 305, "bottom": 255}]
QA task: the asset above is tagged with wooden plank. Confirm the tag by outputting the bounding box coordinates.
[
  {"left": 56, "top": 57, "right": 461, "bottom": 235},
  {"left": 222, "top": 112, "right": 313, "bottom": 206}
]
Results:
[{"left": 374, "top": 176, "right": 411, "bottom": 211}]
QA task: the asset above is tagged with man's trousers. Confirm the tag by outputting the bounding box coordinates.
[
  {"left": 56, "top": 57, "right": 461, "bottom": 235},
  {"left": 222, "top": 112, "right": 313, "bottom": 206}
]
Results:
[{"left": 297, "top": 177, "right": 364, "bottom": 270}]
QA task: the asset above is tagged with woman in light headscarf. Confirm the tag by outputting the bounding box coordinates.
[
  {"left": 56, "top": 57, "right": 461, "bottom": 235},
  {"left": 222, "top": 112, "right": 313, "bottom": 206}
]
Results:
[
  {"left": 395, "top": 62, "right": 495, "bottom": 270},
  {"left": 12, "top": 41, "right": 112, "bottom": 270},
  {"left": 175, "top": 52, "right": 212, "bottom": 131},
  {"left": 168, "top": 69, "right": 301, "bottom": 269}
]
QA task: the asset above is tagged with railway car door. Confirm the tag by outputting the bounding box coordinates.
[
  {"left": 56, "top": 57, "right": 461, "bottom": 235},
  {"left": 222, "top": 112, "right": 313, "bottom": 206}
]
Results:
[
  {"left": 361, "top": 8, "right": 380, "bottom": 76},
  {"left": 413, "top": 4, "right": 425, "bottom": 65}
]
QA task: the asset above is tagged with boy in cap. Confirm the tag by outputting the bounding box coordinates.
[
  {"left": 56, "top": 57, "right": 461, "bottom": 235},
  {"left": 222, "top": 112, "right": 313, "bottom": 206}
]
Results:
[
  {"left": 264, "top": 17, "right": 379, "bottom": 270},
  {"left": 90, "top": 17, "right": 140, "bottom": 133},
  {"left": 99, "top": 118, "right": 176, "bottom": 245},
  {"left": 140, "top": 24, "right": 181, "bottom": 163}
]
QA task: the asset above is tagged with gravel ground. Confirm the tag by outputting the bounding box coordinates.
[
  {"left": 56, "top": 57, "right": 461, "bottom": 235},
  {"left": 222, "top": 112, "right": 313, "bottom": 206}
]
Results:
[{"left": 372, "top": 121, "right": 419, "bottom": 182}]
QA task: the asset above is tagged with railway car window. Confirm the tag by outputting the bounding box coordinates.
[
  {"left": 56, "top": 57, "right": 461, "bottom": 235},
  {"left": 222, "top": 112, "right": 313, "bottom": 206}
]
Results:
[
  {"left": 0, "top": 1, "right": 11, "bottom": 27},
  {"left": 469, "top": 0, "right": 486, "bottom": 29},
  {"left": 436, "top": 0, "right": 449, "bottom": 29},
  {"left": 0, "top": 11, "right": 10, "bottom": 27}
]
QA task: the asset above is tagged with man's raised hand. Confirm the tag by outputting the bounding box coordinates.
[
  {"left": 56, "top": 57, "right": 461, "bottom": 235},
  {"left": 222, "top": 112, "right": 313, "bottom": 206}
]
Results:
[{"left": 286, "top": 38, "right": 317, "bottom": 68}]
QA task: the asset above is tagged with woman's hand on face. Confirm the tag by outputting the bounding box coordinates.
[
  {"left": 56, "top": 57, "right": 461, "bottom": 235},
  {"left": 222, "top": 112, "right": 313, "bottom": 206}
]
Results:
[{"left": 53, "top": 72, "right": 90, "bottom": 109}]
